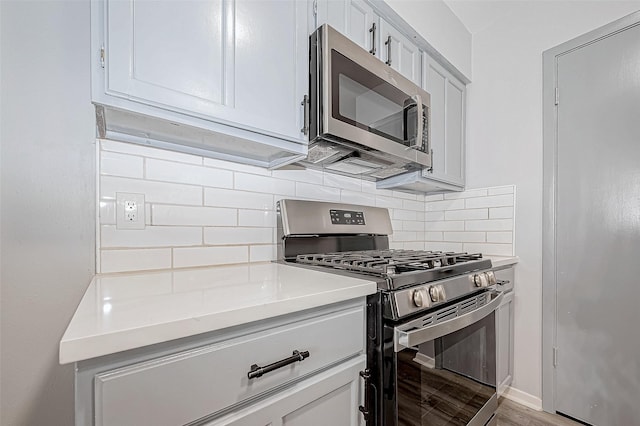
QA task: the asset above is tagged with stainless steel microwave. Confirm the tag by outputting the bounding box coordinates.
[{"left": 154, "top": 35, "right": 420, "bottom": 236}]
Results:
[{"left": 303, "top": 24, "right": 431, "bottom": 180}]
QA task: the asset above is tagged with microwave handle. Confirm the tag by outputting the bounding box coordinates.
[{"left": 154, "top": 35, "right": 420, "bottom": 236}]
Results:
[{"left": 406, "top": 94, "right": 423, "bottom": 150}]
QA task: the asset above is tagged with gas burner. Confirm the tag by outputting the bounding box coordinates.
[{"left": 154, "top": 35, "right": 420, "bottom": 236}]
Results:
[{"left": 295, "top": 250, "right": 484, "bottom": 277}]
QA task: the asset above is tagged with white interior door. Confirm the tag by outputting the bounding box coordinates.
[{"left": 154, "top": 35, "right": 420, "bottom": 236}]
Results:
[{"left": 555, "top": 21, "right": 640, "bottom": 425}]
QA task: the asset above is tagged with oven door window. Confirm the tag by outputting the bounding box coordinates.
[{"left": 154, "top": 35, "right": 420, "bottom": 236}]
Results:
[
  {"left": 330, "top": 50, "right": 423, "bottom": 149},
  {"left": 396, "top": 312, "right": 497, "bottom": 425}
]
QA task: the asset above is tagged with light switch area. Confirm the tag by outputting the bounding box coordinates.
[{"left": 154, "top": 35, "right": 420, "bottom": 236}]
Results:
[{"left": 116, "top": 192, "right": 146, "bottom": 230}]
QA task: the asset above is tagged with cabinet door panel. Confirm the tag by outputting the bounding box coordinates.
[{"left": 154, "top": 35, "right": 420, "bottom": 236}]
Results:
[
  {"left": 205, "top": 356, "right": 366, "bottom": 426},
  {"left": 426, "top": 62, "right": 446, "bottom": 178},
  {"left": 316, "top": 0, "right": 376, "bottom": 54},
  {"left": 379, "top": 18, "right": 421, "bottom": 85},
  {"left": 106, "top": 0, "right": 231, "bottom": 115},
  {"left": 497, "top": 291, "right": 514, "bottom": 395},
  {"left": 446, "top": 78, "right": 464, "bottom": 183}
]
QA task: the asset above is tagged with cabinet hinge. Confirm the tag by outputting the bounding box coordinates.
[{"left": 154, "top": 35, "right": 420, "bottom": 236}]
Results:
[
  {"left": 100, "top": 45, "right": 105, "bottom": 69},
  {"left": 553, "top": 347, "right": 558, "bottom": 367},
  {"left": 554, "top": 88, "right": 559, "bottom": 106},
  {"left": 313, "top": 0, "right": 317, "bottom": 17}
]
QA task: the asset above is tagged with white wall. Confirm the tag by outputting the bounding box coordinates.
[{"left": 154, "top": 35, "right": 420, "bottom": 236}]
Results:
[
  {"left": 0, "top": 1, "right": 95, "bottom": 424},
  {"left": 465, "top": 1, "right": 640, "bottom": 405},
  {"left": 386, "top": 0, "right": 472, "bottom": 79}
]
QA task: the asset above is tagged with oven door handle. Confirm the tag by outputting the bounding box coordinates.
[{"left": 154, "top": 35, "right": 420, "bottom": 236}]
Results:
[{"left": 394, "top": 291, "right": 504, "bottom": 352}]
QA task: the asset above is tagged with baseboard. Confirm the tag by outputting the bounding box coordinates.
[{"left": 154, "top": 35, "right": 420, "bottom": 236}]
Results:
[{"left": 502, "top": 386, "right": 543, "bottom": 411}]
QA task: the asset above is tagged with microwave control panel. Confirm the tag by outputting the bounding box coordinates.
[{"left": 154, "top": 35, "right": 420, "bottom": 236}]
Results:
[{"left": 330, "top": 209, "right": 365, "bottom": 225}]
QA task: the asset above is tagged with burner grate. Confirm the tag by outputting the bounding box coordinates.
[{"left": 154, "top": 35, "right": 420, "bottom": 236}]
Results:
[{"left": 295, "top": 250, "right": 483, "bottom": 276}]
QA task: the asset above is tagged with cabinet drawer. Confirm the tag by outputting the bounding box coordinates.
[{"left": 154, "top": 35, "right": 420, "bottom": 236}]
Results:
[{"left": 94, "top": 306, "right": 365, "bottom": 426}]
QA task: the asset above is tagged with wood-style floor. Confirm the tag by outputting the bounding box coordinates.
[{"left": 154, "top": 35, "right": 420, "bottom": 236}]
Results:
[{"left": 496, "top": 398, "right": 583, "bottom": 426}]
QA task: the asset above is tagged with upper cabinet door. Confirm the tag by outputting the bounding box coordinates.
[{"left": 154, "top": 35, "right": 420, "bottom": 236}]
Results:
[
  {"left": 422, "top": 54, "right": 465, "bottom": 186},
  {"left": 378, "top": 18, "right": 421, "bottom": 86},
  {"left": 103, "top": 0, "right": 307, "bottom": 142},
  {"left": 315, "top": 0, "right": 377, "bottom": 54}
]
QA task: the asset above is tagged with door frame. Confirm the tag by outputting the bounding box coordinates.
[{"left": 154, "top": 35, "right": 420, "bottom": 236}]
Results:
[{"left": 541, "top": 10, "right": 640, "bottom": 413}]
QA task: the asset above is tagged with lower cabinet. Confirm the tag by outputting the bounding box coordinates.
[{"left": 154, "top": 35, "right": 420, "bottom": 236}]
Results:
[
  {"left": 204, "top": 356, "right": 365, "bottom": 426},
  {"left": 495, "top": 267, "right": 515, "bottom": 396},
  {"left": 76, "top": 300, "right": 366, "bottom": 426}
]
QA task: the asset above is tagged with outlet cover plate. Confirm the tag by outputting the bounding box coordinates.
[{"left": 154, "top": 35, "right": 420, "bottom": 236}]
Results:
[{"left": 116, "top": 192, "right": 145, "bottom": 230}]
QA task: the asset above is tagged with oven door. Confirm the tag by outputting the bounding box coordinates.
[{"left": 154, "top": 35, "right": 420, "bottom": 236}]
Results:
[
  {"left": 312, "top": 24, "right": 431, "bottom": 169},
  {"left": 390, "top": 290, "right": 503, "bottom": 426}
]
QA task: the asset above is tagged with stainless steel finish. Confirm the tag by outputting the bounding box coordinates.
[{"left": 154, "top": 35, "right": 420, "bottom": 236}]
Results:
[
  {"left": 410, "top": 94, "right": 423, "bottom": 150},
  {"left": 486, "top": 271, "right": 497, "bottom": 285},
  {"left": 277, "top": 199, "right": 393, "bottom": 237},
  {"left": 368, "top": 23, "right": 376, "bottom": 55},
  {"left": 300, "top": 95, "right": 309, "bottom": 135},
  {"left": 308, "top": 24, "right": 432, "bottom": 177},
  {"left": 384, "top": 35, "right": 392, "bottom": 66},
  {"left": 469, "top": 396, "right": 498, "bottom": 426},
  {"left": 474, "top": 272, "right": 489, "bottom": 288},
  {"left": 395, "top": 290, "right": 503, "bottom": 351},
  {"left": 429, "top": 284, "right": 445, "bottom": 302},
  {"left": 412, "top": 288, "right": 425, "bottom": 308}
]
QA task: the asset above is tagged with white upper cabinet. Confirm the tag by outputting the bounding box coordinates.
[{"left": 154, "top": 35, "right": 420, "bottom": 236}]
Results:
[
  {"left": 92, "top": 0, "right": 309, "bottom": 168},
  {"left": 314, "top": 0, "right": 421, "bottom": 85},
  {"left": 378, "top": 18, "right": 421, "bottom": 86},
  {"left": 422, "top": 55, "right": 465, "bottom": 187}
]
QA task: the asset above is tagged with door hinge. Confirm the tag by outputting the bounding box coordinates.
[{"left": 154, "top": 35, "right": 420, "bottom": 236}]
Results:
[
  {"left": 554, "top": 88, "right": 559, "bottom": 105},
  {"left": 100, "top": 45, "right": 105, "bottom": 69},
  {"left": 553, "top": 347, "right": 558, "bottom": 367},
  {"left": 312, "top": 0, "right": 317, "bottom": 17}
]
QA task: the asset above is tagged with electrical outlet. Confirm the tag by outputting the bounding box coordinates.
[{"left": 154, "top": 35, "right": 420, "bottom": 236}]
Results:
[{"left": 116, "top": 192, "right": 145, "bottom": 230}]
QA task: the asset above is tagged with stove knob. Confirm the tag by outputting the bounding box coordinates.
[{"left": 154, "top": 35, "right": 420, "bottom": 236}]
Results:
[
  {"left": 429, "top": 285, "right": 446, "bottom": 302},
  {"left": 474, "top": 273, "right": 490, "bottom": 288},
  {"left": 412, "top": 288, "right": 426, "bottom": 308},
  {"left": 486, "top": 271, "right": 497, "bottom": 285}
]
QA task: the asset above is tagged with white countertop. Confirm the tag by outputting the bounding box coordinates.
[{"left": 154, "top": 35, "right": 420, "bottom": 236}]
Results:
[
  {"left": 59, "top": 262, "right": 377, "bottom": 364},
  {"left": 486, "top": 256, "right": 519, "bottom": 268}
]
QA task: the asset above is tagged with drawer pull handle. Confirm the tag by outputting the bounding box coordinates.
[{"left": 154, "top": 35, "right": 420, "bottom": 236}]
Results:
[{"left": 247, "top": 350, "right": 310, "bottom": 380}]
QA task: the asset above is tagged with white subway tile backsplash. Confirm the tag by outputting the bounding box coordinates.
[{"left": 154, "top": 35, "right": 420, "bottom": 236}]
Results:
[
  {"left": 426, "top": 221, "right": 465, "bottom": 231},
  {"left": 425, "top": 211, "right": 445, "bottom": 222},
  {"left": 376, "top": 195, "right": 403, "bottom": 209},
  {"left": 101, "top": 248, "right": 172, "bottom": 273},
  {"left": 443, "top": 232, "right": 486, "bottom": 243},
  {"left": 173, "top": 246, "right": 249, "bottom": 268},
  {"left": 489, "top": 207, "right": 514, "bottom": 219},
  {"left": 238, "top": 210, "right": 276, "bottom": 227},
  {"left": 204, "top": 188, "right": 273, "bottom": 210},
  {"left": 97, "top": 142, "right": 515, "bottom": 272},
  {"left": 465, "top": 194, "right": 513, "bottom": 209},
  {"left": 463, "top": 243, "right": 513, "bottom": 256},
  {"left": 234, "top": 172, "right": 295, "bottom": 196},
  {"left": 152, "top": 205, "right": 237, "bottom": 227},
  {"left": 393, "top": 209, "right": 417, "bottom": 221},
  {"left": 425, "top": 242, "right": 464, "bottom": 252},
  {"left": 323, "top": 173, "right": 362, "bottom": 191},
  {"left": 425, "top": 199, "right": 465, "bottom": 211},
  {"left": 146, "top": 158, "right": 233, "bottom": 189},
  {"left": 205, "top": 227, "right": 273, "bottom": 245},
  {"left": 203, "top": 157, "right": 271, "bottom": 176},
  {"left": 487, "top": 185, "right": 514, "bottom": 195},
  {"left": 101, "top": 139, "right": 203, "bottom": 165},
  {"left": 393, "top": 191, "right": 417, "bottom": 200},
  {"left": 102, "top": 176, "right": 202, "bottom": 205},
  {"left": 443, "top": 189, "right": 487, "bottom": 200},
  {"left": 101, "top": 151, "right": 143, "bottom": 178},
  {"left": 425, "top": 232, "right": 443, "bottom": 241},
  {"left": 249, "top": 245, "right": 277, "bottom": 262},
  {"left": 101, "top": 225, "right": 202, "bottom": 248},
  {"left": 487, "top": 232, "right": 513, "bottom": 244},
  {"left": 295, "top": 182, "right": 341, "bottom": 202},
  {"left": 465, "top": 219, "right": 513, "bottom": 231},
  {"left": 444, "top": 209, "right": 488, "bottom": 221},
  {"left": 340, "top": 190, "right": 376, "bottom": 206}
]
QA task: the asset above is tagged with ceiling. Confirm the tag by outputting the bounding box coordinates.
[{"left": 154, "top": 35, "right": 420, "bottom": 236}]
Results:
[{"left": 443, "top": 0, "right": 519, "bottom": 34}]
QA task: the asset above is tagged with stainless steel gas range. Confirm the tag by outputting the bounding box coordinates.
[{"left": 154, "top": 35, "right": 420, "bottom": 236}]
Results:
[{"left": 277, "top": 199, "right": 503, "bottom": 426}]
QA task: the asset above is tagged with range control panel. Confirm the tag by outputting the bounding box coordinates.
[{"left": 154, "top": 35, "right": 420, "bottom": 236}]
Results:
[{"left": 330, "top": 209, "right": 365, "bottom": 225}]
